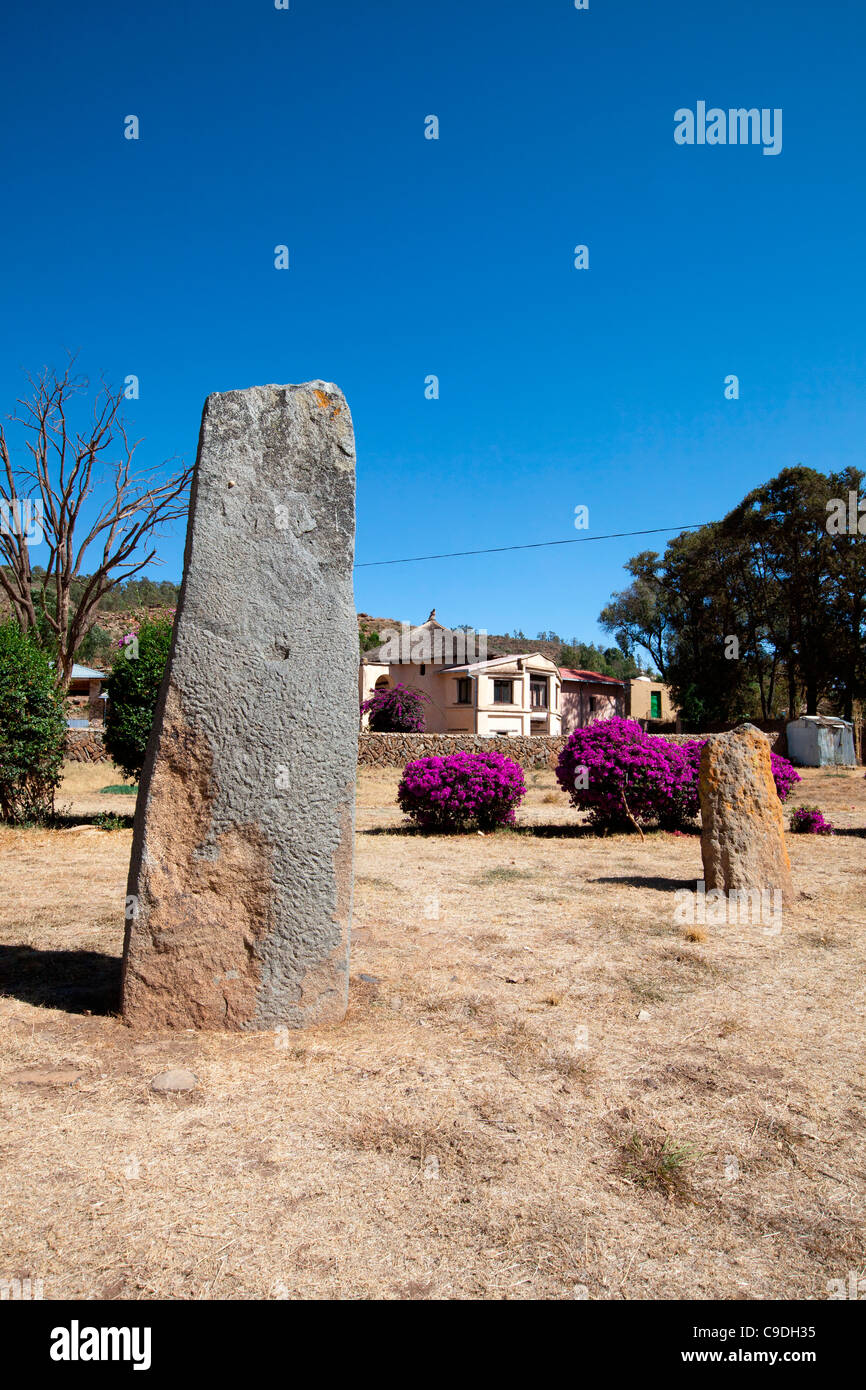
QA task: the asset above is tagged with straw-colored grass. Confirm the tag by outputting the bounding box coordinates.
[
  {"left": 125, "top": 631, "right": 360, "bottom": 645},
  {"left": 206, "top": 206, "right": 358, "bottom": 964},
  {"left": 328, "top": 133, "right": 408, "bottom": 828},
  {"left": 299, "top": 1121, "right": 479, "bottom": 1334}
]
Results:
[{"left": 0, "top": 760, "right": 863, "bottom": 1299}]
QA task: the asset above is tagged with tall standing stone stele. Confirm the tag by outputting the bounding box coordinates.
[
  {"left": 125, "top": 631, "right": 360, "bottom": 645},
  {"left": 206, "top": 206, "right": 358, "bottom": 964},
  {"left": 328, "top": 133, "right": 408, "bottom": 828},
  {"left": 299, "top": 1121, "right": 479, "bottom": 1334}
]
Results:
[
  {"left": 699, "top": 723, "right": 792, "bottom": 899},
  {"left": 122, "top": 382, "right": 357, "bottom": 1030}
]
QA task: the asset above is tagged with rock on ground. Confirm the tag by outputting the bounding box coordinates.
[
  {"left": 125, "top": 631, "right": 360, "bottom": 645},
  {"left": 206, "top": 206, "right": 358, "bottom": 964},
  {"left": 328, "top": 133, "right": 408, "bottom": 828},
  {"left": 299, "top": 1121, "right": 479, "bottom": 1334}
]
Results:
[{"left": 150, "top": 1069, "right": 199, "bottom": 1094}]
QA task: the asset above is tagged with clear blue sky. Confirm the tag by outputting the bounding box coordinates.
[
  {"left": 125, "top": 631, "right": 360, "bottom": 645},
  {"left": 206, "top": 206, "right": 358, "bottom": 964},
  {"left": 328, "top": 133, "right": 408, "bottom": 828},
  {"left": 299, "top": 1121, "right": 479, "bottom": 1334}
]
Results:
[{"left": 2, "top": 0, "right": 864, "bottom": 644}]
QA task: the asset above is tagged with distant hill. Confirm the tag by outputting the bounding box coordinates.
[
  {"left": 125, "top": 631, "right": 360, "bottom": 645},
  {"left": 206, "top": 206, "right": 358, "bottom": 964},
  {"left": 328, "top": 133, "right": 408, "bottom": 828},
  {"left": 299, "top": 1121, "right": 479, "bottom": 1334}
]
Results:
[
  {"left": 355, "top": 613, "right": 647, "bottom": 679},
  {"left": 478, "top": 633, "right": 562, "bottom": 663},
  {"left": 1, "top": 578, "right": 649, "bottom": 680}
]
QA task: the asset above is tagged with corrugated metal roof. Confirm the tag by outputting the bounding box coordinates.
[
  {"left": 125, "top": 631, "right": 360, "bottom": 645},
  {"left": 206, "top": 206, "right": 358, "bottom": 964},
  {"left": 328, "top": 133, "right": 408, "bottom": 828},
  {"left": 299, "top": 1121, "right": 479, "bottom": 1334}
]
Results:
[
  {"left": 70, "top": 664, "right": 105, "bottom": 680},
  {"left": 789, "top": 715, "right": 852, "bottom": 727}
]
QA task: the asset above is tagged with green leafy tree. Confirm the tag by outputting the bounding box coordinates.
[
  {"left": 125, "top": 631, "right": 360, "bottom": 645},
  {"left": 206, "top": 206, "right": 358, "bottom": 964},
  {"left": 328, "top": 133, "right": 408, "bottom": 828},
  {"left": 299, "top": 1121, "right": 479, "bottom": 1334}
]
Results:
[
  {"left": 559, "top": 640, "right": 641, "bottom": 680},
  {"left": 98, "top": 577, "right": 180, "bottom": 612},
  {"left": 103, "top": 618, "right": 173, "bottom": 780},
  {"left": 724, "top": 467, "right": 836, "bottom": 716},
  {"left": 74, "top": 622, "right": 114, "bottom": 667},
  {"left": 599, "top": 551, "right": 674, "bottom": 679},
  {"left": 824, "top": 468, "right": 866, "bottom": 718},
  {"left": 659, "top": 526, "right": 758, "bottom": 724},
  {"left": 0, "top": 620, "right": 67, "bottom": 823},
  {"left": 600, "top": 465, "right": 866, "bottom": 726}
]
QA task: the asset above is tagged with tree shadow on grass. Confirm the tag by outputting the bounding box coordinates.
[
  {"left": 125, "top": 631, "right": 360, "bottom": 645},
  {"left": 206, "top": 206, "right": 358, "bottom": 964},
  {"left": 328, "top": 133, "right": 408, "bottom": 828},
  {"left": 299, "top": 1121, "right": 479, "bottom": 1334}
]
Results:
[
  {"left": 507, "top": 824, "right": 609, "bottom": 839},
  {"left": 361, "top": 822, "right": 698, "bottom": 842},
  {"left": 53, "top": 812, "right": 136, "bottom": 830},
  {"left": 0, "top": 944, "right": 121, "bottom": 1015},
  {"left": 361, "top": 822, "right": 600, "bottom": 839},
  {"left": 10, "top": 810, "right": 136, "bottom": 831},
  {"left": 591, "top": 874, "right": 697, "bottom": 892}
]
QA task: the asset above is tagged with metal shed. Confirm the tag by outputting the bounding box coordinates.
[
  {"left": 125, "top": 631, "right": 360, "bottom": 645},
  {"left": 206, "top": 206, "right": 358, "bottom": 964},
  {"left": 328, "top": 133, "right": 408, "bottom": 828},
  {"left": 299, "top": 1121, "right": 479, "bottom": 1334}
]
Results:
[{"left": 785, "top": 715, "right": 856, "bottom": 767}]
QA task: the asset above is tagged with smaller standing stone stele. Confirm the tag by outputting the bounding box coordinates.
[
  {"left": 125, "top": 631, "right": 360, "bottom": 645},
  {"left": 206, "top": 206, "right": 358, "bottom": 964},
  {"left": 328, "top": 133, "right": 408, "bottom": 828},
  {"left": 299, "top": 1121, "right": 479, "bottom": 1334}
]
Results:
[{"left": 699, "top": 723, "right": 792, "bottom": 899}]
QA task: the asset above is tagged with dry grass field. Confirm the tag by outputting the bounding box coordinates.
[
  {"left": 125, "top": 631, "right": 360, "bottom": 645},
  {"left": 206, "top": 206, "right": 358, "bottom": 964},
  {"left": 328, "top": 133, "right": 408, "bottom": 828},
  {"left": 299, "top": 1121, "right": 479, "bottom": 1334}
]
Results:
[{"left": 0, "top": 760, "right": 864, "bottom": 1300}]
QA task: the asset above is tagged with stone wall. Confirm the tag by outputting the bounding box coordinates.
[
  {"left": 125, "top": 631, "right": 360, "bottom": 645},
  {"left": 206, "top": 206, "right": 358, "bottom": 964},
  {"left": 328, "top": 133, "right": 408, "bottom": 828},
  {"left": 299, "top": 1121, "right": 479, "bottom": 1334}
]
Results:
[
  {"left": 67, "top": 726, "right": 785, "bottom": 772},
  {"left": 65, "top": 729, "right": 112, "bottom": 763},
  {"left": 358, "top": 731, "right": 567, "bottom": 769},
  {"left": 656, "top": 727, "right": 787, "bottom": 755},
  {"left": 357, "top": 727, "right": 785, "bottom": 770}
]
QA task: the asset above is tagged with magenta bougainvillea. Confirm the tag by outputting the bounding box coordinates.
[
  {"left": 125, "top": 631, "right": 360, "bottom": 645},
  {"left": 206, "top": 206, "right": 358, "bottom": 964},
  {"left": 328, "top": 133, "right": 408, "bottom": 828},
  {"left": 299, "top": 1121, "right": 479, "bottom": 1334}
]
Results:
[
  {"left": 398, "top": 750, "right": 526, "bottom": 831},
  {"left": 555, "top": 718, "right": 801, "bottom": 832},
  {"left": 361, "top": 682, "right": 429, "bottom": 732},
  {"left": 789, "top": 805, "right": 834, "bottom": 835}
]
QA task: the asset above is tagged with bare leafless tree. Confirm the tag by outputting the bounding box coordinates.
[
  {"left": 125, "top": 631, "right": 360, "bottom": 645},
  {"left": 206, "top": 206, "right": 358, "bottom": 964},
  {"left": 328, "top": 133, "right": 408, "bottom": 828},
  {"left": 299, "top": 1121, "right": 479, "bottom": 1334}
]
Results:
[{"left": 0, "top": 355, "right": 192, "bottom": 685}]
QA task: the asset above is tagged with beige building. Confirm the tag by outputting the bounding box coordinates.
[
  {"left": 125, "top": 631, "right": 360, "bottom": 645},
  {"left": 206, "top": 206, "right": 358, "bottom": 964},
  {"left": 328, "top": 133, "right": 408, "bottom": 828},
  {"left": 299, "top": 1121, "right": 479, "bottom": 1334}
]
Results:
[
  {"left": 360, "top": 613, "right": 562, "bottom": 736},
  {"left": 626, "top": 675, "right": 678, "bottom": 724}
]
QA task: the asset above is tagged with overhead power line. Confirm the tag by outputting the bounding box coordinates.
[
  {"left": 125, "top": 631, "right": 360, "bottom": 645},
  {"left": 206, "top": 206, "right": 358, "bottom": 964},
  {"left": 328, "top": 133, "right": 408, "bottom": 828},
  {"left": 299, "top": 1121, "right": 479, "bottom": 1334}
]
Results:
[{"left": 353, "top": 523, "right": 712, "bottom": 569}]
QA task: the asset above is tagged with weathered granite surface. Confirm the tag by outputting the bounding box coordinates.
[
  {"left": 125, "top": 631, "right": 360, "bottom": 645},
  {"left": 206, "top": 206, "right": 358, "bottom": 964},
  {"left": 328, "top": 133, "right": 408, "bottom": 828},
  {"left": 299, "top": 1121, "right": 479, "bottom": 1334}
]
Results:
[{"left": 122, "top": 382, "right": 357, "bottom": 1030}]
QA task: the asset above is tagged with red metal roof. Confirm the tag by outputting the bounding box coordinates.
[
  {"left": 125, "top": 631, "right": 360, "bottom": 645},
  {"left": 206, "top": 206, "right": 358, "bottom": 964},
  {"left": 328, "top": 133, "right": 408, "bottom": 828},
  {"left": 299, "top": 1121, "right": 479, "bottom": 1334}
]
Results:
[{"left": 558, "top": 668, "right": 625, "bottom": 686}]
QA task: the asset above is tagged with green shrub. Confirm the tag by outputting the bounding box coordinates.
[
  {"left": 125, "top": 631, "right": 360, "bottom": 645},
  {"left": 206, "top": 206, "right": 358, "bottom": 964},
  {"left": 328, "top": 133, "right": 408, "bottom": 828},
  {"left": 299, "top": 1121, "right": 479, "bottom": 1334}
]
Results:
[
  {"left": 74, "top": 622, "right": 114, "bottom": 667},
  {"left": 103, "top": 618, "right": 173, "bottom": 781},
  {"left": 94, "top": 811, "right": 130, "bottom": 831},
  {"left": 0, "top": 621, "right": 67, "bottom": 823}
]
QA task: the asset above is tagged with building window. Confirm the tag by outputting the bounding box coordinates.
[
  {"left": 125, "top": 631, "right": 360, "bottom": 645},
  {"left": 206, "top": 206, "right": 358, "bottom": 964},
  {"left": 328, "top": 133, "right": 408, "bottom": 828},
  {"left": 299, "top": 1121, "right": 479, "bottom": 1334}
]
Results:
[
  {"left": 530, "top": 677, "right": 547, "bottom": 709},
  {"left": 456, "top": 677, "right": 472, "bottom": 705},
  {"left": 420, "top": 664, "right": 426, "bottom": 675},
  {"left": 650, "top": 691, "right": 662, "bottom": 719},
  {"left": 493, "top": 679, "right": 513, "bottom": 705}
]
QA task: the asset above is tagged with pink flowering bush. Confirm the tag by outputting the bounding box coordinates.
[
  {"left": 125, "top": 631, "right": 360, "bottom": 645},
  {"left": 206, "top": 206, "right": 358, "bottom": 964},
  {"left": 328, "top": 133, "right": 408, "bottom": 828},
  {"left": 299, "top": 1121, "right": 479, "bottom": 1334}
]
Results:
[
  {"left": 790, "top": 805, "right": 834, "bottom": 835},
  {"left": 398, "top": 750, "right": 526, "bottom": 831},
  {"left": 556, "top": 718, "right": 694, "bottom": 831},
  {"left": 556, "top": 718, "right": 801, "bottom": 832},
  {"left": 769, "top": 752, "right": 801, "bottom": 803},
  {"left": 361, "top": 682, "right": 429, "bottom": 732}
]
